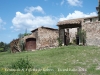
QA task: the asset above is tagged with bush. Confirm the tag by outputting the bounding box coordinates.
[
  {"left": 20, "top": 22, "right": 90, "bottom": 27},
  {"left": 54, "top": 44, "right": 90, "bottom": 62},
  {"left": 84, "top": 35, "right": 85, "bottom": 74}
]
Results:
[
  {"left": 77, "top": 29, "right": 86, "bottom": 45},
  {"left": 10, "top": 56, "right": 32, "bottom": 71},
  {"left": 57, "top": 38, "right": 62, "bottom": 46},
  {"left": 0, "top": 47, "right": 4, "bottom": 52}
]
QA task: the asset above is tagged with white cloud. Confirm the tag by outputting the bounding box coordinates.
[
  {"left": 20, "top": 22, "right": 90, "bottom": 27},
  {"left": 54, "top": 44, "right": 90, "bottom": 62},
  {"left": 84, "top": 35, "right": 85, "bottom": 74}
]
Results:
[
  {"left": 12, "top": 10, "right": 58, "bottom": 31},
  {"left": 59, "top": 10, "right": 97, "bottom": 21},
  {"left": 24, "top": 6, "right": 45, "bottom": 14},
  {"left": 0, "top": 18, "right": 6, "bottom": 30},
  {"left": 67, "top": 0, "right": 82, "bottom": 6},
  {"left": 61, "top": 0, "right": 65, "bottom": 5}
]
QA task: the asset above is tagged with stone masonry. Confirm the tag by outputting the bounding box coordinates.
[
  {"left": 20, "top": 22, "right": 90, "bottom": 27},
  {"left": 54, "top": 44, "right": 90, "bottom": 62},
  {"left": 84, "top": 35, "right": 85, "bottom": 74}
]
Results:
[
  {"left": 31, "top": 26, "right": 59, "bottom": 50},
  {"left": 82, "top": 21, "right": 100, "bottom": 46},
  {"left": 57, "top": 16, "right": 100, "bottom": 46}
]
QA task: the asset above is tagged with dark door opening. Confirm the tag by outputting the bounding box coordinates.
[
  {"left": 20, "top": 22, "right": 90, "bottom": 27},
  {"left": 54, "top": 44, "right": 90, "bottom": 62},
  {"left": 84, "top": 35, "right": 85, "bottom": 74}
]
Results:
[
  {"left": 64, "top": 33, "right": 70, "bottom": 45},
  {"left": 26, "top": 38, "right": 36, "bottom": 50},
  {"left": 76, "top": 35, "right": 79, "bottom": 45}
]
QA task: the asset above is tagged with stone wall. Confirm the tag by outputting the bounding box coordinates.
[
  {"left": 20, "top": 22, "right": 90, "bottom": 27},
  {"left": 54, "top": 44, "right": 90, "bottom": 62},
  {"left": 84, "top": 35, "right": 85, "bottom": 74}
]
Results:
[
  {"left": 59, "top": 28, "right": 65, "bottom": 45},
  {"left": 69, "top": 28, "right": 77, "bottom": 43},
  {"left": 31, "top": 30, "right": 38, "bottom": 39},
  {"left": 37, "top": 27, "right": 59, "bottom": 49},
  {"left": 23, "top": 34, "right": 36, "bottom": 42},
  {"left": 82, "top": 21, "right": 100, "bottom": 46},
  {"left": 31, "top": 30, "right": 38, "bottom": 49}
]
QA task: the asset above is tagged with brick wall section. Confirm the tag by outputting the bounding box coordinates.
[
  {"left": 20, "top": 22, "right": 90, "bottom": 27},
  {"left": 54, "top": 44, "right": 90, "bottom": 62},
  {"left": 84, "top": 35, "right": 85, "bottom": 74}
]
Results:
[
  {"left": 82, "top": 21, "right": 100, "bottom": 46},
  {"left": 37, "top": 27, "right": 59, "bottom": 49}
]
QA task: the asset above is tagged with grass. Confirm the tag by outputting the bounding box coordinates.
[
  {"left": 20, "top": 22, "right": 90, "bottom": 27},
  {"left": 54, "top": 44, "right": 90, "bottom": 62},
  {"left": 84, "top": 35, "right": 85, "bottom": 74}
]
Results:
[{"left": 0, "top": 45, "right": 100, "bottom": 75}]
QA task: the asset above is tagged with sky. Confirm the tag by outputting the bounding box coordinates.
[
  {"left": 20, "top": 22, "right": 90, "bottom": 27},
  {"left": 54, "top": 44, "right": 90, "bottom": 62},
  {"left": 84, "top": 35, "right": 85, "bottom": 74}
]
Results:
[{"left": 0, "top": 0, "right": 98, "bottom": 43}]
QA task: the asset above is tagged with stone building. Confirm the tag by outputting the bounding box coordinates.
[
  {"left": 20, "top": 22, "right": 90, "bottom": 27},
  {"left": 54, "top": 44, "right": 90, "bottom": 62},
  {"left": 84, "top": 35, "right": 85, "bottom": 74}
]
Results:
[
  {"left": 57, "top": 16, "right": 100, "bottom": 46},
  {"left": 23, "top": 26, "right": 59, "bottom": 51}
]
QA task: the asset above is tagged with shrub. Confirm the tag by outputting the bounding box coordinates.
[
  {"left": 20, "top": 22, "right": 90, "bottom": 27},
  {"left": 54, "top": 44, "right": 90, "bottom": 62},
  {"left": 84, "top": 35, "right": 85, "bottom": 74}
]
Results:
[
  {"left": 77, "top": 29, "right": 86, "bottom": 45},
  {"left": 10, "top": 56, "right": 32, "bottom": 71},
  {"left": 57, "top": 38, "right": 62, "bottom": 46}
]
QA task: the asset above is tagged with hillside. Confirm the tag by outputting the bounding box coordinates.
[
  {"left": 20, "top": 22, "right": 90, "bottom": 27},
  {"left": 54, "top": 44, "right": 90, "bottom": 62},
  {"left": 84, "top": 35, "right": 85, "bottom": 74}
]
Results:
[{"left": 0, "top": 46, "right": 100, "bottom": 75}]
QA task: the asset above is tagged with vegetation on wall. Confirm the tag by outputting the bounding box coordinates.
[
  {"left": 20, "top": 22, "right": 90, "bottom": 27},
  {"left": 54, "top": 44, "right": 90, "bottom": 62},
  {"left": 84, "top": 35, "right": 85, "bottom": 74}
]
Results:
[
  {"left": 18, "top": 29, "right": 31, "bottom": 51},
  {"left": 57, "top": 38, "right": 62, "bottom": 46},
  {"left": 77, "top": 29, "right": 86, "bottom": 45},
  {"left": 18, "top": 33, "right": 25, "bottom": 51}
]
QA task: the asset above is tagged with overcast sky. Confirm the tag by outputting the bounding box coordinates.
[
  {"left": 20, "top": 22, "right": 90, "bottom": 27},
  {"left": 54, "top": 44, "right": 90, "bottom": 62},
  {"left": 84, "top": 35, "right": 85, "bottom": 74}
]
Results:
[{"left": 0, "top": 0, "right": 98, "bottom": 43}]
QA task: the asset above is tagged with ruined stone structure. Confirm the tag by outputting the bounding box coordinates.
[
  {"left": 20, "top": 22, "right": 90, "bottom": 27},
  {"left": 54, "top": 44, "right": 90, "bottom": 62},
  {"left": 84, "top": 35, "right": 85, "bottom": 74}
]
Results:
[
  {"left": 57, "top": 16, "right": 100, "bottom": 46},
  {"left": 82, "top": 16, "right": 100, "bottom": 46},
  {"left": 23, "top": 26, "right": 59, "bottom": 50},
  {"left": 10, "top": 26, "right": 59, "bottom": 52},
  {"left": 57, "top": 18, "right": 82, "bottom": 45},
  {"left": 23, "top": 33, "right": 36, "bottom": 51},
  {"left": 10, "top": 39, "right": 21, "bottom": 53},
  {"left": 32, "top": 26, "right": 59, "bottom": 50}
]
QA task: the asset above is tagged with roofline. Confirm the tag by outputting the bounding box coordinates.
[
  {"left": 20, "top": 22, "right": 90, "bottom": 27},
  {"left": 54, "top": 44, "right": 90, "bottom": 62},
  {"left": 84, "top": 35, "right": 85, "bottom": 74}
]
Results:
[
  {"left": 57, "top": 16, "right": 98, "bottom": 26},
  {"left": 58, "top": 16, "right": 98, "bottom": 23},
  {"left": 31, "top": 26, "right": 58, "bottom": 32},
  {"left": 31, "top": 28, "right": 38, "bottom": 32},
  {"left": 83, "top": 16, "right": 98, "bottom": 19}
]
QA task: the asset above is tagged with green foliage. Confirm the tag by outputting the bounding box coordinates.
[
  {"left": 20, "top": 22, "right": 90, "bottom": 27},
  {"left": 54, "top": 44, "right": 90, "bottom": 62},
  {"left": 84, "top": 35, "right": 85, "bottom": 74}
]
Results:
[
  {"left": 0, "top": 42, "right": 5, "bottom": 47},
  {"left": 10, "top": 56, "right": 32, "bottom": 70},
  {"left": 57, "top": 38, "right": 62, "bottom": 46},
  {"left": 18, "top": 33, "right": 25, "bottom": 51},
  {"left": 0, "top": 70, "right": 33, "bottom": 75},
  {"left": 23, "top": 32, "right": 31, "bottom": 36},
  {"left": 0, "top": 47, "right": 3, "bottom": 50},
  {"left": 18, "top": 32, "right": 30, "bottom": 51},
  {"left": 0, "top": 46, "right": 100, "bottom": 74},
  {"left": 19, "top": 39, "right": 25, "bottom": 51},
  {"left": 77, "top": 29, "right": 86, "bottom": 45},
  {"left": 0, "top": 42, "right": 10, "bottom": 52},
  {"left": 24, "top": 33, "right": 29, "bottom": 36}
]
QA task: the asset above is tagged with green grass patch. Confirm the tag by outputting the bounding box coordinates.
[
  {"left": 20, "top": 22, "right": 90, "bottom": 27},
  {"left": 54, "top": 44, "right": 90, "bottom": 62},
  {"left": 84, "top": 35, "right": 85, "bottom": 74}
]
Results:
[{"left": 0, "top": 45, "right": 100, "bottom": 75}]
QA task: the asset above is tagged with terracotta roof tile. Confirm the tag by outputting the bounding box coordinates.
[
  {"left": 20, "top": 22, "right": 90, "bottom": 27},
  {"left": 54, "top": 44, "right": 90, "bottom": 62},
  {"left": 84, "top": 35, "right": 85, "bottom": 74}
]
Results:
[
  {"left": 57, "top": 16, "right": 98, "bottom": 26},
  {"left": 57, "top": 19, "right": 82, "bottom": 26}
]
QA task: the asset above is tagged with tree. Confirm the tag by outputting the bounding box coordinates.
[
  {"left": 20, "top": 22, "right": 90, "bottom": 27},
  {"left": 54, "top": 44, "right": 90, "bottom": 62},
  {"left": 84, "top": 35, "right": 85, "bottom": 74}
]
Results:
[
  {"left": 0, "top": 42, "right": 5, "bottom": 47},
  {"left": 18, "top": 29, "right": 31, "bottom": 51},
  {"left": 0, "top": 42, "right": 10, "bottom": 52}
]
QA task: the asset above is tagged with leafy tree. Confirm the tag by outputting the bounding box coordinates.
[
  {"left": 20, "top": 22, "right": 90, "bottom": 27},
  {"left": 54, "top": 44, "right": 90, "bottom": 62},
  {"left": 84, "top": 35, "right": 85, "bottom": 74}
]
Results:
[
  {"left": 0, "top": 42, "right": 10, "bottom": 52},
  {"left": 0, "top": 42, "right": 5, "bottom": 47}
]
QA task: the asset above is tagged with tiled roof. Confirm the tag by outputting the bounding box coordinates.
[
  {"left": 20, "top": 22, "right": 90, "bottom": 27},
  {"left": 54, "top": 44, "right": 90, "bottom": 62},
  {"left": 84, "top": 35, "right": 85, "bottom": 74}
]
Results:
[
  {"left": 31, "top": 26, "right": 58, "bottom": 32},
  {"left": 57, "top": 19, "right": 82, "bottom": 26},
  {"left": 57, "top": 16, "right": 98, "bottom": 26}
]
